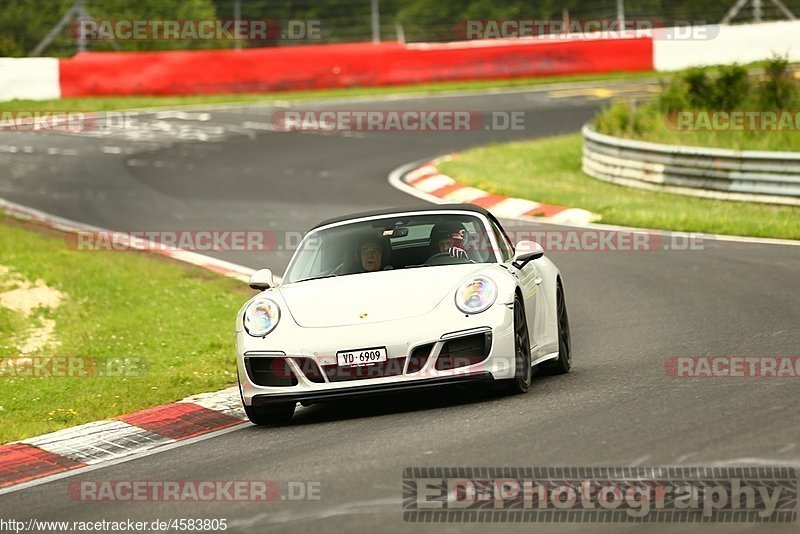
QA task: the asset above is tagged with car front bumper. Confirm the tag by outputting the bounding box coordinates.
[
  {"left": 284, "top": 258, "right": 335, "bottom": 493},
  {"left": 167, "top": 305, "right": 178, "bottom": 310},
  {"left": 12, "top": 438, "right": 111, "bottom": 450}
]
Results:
[{"left": 236, "top": 303, "right": 516, "bottom": 405}]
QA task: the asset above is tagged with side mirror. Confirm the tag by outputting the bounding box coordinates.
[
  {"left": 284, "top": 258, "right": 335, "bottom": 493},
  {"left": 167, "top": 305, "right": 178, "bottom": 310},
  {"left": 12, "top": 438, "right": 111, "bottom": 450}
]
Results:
[
  {"left": 512, "top": 241, "right": 544, "bottom": 269},
  {"left": 248, "top": 268, "right": 275, "bottom": 290}
]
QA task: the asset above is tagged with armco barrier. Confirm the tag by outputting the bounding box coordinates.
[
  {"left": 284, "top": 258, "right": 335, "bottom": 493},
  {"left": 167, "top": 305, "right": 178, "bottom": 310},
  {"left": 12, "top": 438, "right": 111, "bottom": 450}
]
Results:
[
  {"left": 58, "top": 38, "right": 653, "bottom": 97},
  {"left": 582, "top": 124, "right": 800, "bottom": 206}
]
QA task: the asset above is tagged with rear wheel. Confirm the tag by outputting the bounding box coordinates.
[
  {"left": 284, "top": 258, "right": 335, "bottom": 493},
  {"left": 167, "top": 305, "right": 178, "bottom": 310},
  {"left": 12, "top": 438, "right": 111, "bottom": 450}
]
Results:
[
  {"left": 541, "top": 281, "right": 571, "bottom": 375},
  {"left": 502, "top": 295, "right": 533, "bottom": 394}
]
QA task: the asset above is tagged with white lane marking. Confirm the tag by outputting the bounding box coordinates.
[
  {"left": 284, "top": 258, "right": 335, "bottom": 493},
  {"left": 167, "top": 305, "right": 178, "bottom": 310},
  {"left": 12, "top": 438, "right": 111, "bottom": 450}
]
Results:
[
  {"left": 223, "top": 124, "right": 257, "bottom": 139},
  {"left": 241, "top": 120, "right": 366, "bottom": 139},
  {"left": 102, "top": 146, "right": 122, "bottom": 154},
  {"left": 46, "top": 148, "right": 78, "bottom": 156},
  {"left": 241, "top": 121, "right": 276, "bottom": 131},
  {"left": 388, "top": 161, "right": 800, "bottom": 247},
  {"left": 154, "top": 111, "right": 211, "bottom": 121}
]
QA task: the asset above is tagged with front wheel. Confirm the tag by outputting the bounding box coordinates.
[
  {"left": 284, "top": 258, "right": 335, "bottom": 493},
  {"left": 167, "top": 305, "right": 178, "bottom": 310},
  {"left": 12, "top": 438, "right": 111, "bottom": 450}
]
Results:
[
  {"left": 238, "top": 369, "right": 296, "bottom": 425},
  {"left": 243, "top": 402, "right": 296, "bottom": 426},
  {"left": 540, "top": 281, "right": 571, "bottom": 375},
  {"left": 501, "top": 295, "right": 533, "bottom": 394}
]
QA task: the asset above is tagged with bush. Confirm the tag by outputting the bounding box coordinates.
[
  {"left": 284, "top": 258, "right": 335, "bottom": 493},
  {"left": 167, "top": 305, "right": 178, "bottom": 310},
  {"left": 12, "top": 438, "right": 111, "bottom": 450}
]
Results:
[
  {"left": 658, "top": 76, "right": 690, "bottom": 113},
  {"left": 682, "top": 68, "right": 713, "bottom": 108},
  {"left": 592, "top": 57, "right": 799, "bottom": 151},
  {"left": 758, "top": 55, "right": 795, "bottom": 109},
  {"left": 594, "top": 100, "right": 632, "bottom": 136},
  {"left": 711, "top": 64, "right": 750, "bottom": 110}
]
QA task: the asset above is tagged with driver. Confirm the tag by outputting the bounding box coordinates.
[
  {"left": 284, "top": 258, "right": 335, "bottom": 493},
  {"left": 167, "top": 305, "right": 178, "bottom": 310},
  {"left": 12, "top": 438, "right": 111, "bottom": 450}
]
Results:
[{"left": 429, "top": 223, "right": 469, "bottom": 260}]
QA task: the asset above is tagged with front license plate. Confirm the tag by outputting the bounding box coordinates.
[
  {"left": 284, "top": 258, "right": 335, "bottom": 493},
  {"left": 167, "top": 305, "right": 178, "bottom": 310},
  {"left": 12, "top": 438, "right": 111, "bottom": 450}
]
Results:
[{"left": 336, "top": 347, "right": 388, "bottom": 367}]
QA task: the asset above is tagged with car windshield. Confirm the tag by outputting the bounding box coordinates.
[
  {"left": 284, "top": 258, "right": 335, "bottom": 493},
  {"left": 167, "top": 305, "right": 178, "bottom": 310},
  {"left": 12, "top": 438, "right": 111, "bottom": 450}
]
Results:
[{"left": 284, "top": 213, "right": 497, "bottom": 283}]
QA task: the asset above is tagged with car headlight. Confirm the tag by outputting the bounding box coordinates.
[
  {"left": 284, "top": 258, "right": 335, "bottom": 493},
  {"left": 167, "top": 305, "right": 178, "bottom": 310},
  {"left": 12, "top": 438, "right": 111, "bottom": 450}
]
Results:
[
  {"left": 455, "top": 276, "right": 497, "bottom": 314},
  {"left": 243, "top": 298, "right": 281, "bottom": 337}
]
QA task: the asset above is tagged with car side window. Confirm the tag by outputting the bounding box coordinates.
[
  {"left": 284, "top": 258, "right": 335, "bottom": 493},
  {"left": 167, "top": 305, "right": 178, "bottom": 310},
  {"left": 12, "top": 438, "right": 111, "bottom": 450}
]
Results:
[{"left": 491, "top": 221, "right": 514, "bottom": 262}]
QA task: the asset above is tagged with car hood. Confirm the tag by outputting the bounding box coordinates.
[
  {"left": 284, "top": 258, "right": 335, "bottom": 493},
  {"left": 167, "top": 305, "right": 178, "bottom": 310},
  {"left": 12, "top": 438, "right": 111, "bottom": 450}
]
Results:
[{"left": 278, "top": 263, "right": 489, "bottom": 327}]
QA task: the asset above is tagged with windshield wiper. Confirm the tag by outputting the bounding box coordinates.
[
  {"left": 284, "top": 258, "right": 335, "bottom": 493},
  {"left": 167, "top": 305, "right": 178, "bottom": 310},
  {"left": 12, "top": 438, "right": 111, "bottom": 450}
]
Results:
[
  {"left": 296, "top": 274, "right": 338, "bottom": 283},
  {"left": 404, "top": 264, "right": 431, "bottom": 269}
]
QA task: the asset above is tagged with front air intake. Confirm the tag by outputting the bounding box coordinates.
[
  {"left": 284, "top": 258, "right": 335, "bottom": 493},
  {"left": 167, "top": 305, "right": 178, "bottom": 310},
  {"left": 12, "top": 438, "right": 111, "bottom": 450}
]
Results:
[
  {"left": 291, "top": 357, "right": 326, "bottom": 383},
  {"left": 245, "top": 357, "right": 298, "bottom": 387},
  {"left": 435, "top": 333, "right": 492, "bottom": 371},
  {"left": 406, "top": 343, "right": 434, "bottom": 373}
]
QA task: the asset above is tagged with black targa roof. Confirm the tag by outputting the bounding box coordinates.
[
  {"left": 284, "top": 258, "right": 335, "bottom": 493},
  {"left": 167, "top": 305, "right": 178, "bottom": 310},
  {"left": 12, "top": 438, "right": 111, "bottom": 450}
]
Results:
[{"left": 310, "top": 204, "right": 499, "bottom": 231}]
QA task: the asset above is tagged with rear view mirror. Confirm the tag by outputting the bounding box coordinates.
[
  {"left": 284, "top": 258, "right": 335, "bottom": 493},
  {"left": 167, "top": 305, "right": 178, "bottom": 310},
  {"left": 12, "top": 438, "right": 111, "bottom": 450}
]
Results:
[
  {"left": 512, "top": 241, "right": 544, "bottom": 269},
  {"left": 381, "top": 226, "right": 409, "bottom": 238},
  {"left": 249, "top": 268, "right": 275, "bottom": 290}
]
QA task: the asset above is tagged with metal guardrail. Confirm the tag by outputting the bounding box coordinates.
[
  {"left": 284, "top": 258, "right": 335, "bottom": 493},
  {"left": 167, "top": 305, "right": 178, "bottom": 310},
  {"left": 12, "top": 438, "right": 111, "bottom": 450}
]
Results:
[{"left": 581, "top": 124, "right": 800, "bottom": 206}]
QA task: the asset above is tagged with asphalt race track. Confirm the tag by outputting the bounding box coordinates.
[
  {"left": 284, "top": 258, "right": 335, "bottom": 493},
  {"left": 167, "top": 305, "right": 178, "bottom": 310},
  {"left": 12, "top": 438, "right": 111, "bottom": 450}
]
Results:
[{"left": 1, "top": 82, "right": 799, "bottom": 533}]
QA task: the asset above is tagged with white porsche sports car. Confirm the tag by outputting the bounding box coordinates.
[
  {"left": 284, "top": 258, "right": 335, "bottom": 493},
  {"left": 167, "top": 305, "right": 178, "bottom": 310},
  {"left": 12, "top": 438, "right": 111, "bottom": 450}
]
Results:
[{"left": 236, "top": 205, "right": 571, "bottom": 424}]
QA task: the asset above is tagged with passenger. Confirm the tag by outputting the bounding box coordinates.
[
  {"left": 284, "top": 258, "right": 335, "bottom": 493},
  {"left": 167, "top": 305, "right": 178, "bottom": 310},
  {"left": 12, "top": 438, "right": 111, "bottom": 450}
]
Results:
[{"left": 357, "top": 237, "right": 391, "bottom": 272}]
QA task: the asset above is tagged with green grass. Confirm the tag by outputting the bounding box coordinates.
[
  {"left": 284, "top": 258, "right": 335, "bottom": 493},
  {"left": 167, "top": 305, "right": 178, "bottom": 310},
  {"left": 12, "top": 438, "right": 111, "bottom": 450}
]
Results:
[
  {"left": 0, "top": 70, "right": 658, "bottom": 113},
  {"left": 438, "top": 134, "right": 800, "bottom": 240},
  {"left": 0, "top": 215, "right": 253, "bottom": 443}
]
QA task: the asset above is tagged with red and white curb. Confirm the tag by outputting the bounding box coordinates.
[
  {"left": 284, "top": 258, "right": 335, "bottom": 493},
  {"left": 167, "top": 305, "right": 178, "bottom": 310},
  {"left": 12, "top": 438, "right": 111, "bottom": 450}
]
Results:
[
  {"left": 0, "top": 198, "right": 260, "bottom": 492},
  {"left": 389, "top": 159, "right": 598, "bottom": 226},
  {"left": 0, "top": 388, "right": 244, "bottom": 492}
]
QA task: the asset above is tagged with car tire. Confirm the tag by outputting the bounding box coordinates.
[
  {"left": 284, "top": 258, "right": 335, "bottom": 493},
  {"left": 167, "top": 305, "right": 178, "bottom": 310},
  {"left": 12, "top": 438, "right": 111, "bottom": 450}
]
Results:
[
  {"left": 243, "top": 402, "right": 296, "bottom": 426},
  {"left": 540, "top": 280, "right": 571, "bottom": 375},
  {"left": 238, "top": 369, "right": 296, "bottom": 425},
  {"left": 502, "top": 294, "right": 533, "bottom": 394}
]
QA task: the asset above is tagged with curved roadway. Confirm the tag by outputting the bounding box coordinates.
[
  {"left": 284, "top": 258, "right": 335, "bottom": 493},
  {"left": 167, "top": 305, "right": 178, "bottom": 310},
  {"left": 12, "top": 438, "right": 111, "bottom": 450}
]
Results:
[{"left": 0, "top": 82, "right": 799, "bottom": 533}]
